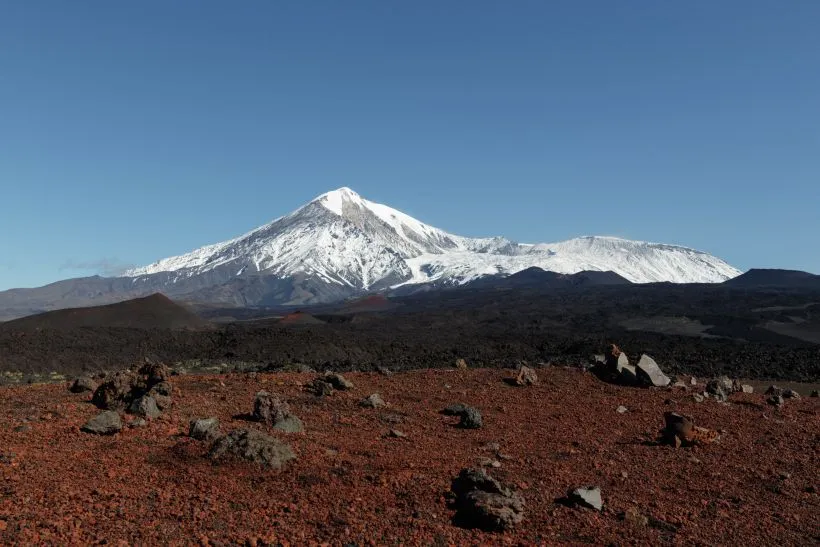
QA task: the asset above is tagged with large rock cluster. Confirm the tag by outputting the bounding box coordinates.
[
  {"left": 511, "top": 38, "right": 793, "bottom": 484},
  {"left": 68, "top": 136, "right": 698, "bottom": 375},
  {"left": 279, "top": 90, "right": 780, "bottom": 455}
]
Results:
[
  {"left": 598, "top": 346, "right": 670, "bottom": 387},
  {"left": 449, "top": 468, "right": 524, "bottom": 531}
]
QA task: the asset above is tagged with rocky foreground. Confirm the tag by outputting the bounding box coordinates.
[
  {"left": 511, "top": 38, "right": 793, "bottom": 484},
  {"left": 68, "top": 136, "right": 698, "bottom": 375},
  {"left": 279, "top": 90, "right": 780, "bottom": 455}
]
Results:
[{"left": 0, "top": 365, "right": 817, "bottom": 545}]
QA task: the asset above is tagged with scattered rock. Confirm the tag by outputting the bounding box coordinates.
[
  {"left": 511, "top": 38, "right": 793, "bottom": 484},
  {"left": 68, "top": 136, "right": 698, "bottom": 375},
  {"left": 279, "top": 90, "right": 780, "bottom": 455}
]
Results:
[
  {"left": 705, "top": 378, "right": 731, "bottom": 402},
  {"left": 307, "top": 378, "right": 334, "bottom": 397},
  {"left": 478, "top": 457, "right": 502, "bottom": 468},
  {"left": 449, "top": 468, "right": 524, "bottom": 531},
  {"left": 767, "top": 395, "right": 785, "bottom": 407},
  {"left": 456, "top": 358, "right": 468, "bottom": 370},
  {"left": 272, "top": 415, "right": 305, "bottom": 433},
  {"left": 69, "top": 376, "right": 98, "bottom": 394},
  {"left": 616, "top": 406, "right": 628, "bottom": 414},
  {"left": 149, "top": 381, "right": 173, "bottom": 397},
  {"left": 741, "top": 384, "right": 754, "bottom": 394},
  {"left": 459, "top": 407, "right": 483, "bottom": 429},
  {"left": 660, "top": 412, "right": 718, "bottom": 447},
  {"left": 512, "top": 365, "right": 538, "bottom": 386},
  {"left": 128, "top": 396, "right": 161, "bottom": 419},
  {"left": 151, "top": 394, "right": 173, "bottom": 411},
  {"left": 622, "top": 507, "right": 649, "bottom": 527},
  {"left": 253, "top": 391, "right": 291, "bottom": 425},
  {"left": 636, "top": 354, "right": 671, "bottom": 387},
  {"left": 387, "top": 429, "right": 407, "bottom": 439},
  {"left": 765, "top": 385, "right": 783, "bottom": 396},
  {"left": 81, "top": 411, "right": 123, "bottom": 435},
  {"left": 128, "top": 418, "right": 147, "bottom": 428},
  {"left": 189, "top": 418, "right": 220, "bottom": 441},
  {"left": 322, "top": 372, "right": 354, "bottom": 391},
  {"left": 783, "top": 389, "right": 801, "bottom": 400},
  {"left": 208, "top": 429, "right": 296, "bottom": 469},
  {"left": 690, "top": 377, "right": 698, "bottom": 386},
  {"left": 692, "top": 393, "right": 705, "bottom": 403},
  {"left": 441, "top": 403, "right": 469, "bottom": 416},
  {"left": 605, "top": 344, "right": 629, "bottom": 371},
  {"left": 376, "top": 366, "right": 393, "bottom": 376},
  {"left": 567, "top": 486, "right": 603, "bottom": 511},
  {"left": 359, "top": 393, "right": 386, "bottom": 408},
  {"left": 92, "top": 370, "right": 141, "bottom": 410}
]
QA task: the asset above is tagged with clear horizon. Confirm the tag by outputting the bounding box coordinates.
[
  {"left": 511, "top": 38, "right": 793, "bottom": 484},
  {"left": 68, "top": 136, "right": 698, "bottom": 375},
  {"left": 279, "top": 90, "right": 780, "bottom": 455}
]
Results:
[{"left": 2, "top": 1, "right": 819, "bottom": 290}]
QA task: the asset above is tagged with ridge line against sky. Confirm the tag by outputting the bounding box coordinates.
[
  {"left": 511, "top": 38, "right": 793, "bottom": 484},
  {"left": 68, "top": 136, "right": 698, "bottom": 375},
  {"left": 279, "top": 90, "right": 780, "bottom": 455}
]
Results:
[{"left": 1, "top": 1, "right": 818, "bottom": 290}]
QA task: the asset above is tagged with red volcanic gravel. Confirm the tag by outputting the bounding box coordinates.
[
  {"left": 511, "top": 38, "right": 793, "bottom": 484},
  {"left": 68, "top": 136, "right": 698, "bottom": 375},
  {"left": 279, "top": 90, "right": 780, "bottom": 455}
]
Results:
[{"left": 0, "top": 367, "right": 818, "bottom": 545}]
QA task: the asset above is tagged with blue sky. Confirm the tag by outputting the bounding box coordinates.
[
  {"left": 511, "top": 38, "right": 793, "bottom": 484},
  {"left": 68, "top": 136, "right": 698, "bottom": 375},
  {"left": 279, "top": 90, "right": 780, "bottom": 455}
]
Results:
[{"left": 1, "top": 1, "right": 818, "bottom": 289}]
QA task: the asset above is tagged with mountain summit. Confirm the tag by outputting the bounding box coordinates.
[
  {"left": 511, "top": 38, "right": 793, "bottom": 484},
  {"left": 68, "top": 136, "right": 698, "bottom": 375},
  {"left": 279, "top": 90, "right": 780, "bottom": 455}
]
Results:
[
  {"left": 125, "top": 187, "right": 740, "bottom": 289},
  {"left": 0, "top": 188, "right": 741, "bottom": 319}
]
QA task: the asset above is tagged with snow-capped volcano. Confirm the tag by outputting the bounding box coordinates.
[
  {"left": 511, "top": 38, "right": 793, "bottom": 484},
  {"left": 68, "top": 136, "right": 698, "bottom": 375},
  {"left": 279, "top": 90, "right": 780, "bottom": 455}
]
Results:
[{"left": 124, "top": 187, "right": 740, "bottom": 292}]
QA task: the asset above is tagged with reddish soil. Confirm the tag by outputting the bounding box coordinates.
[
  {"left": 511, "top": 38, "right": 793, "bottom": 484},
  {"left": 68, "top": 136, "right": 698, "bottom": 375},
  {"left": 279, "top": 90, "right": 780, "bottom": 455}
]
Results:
[
  {"left": 278, "top": 312, "right": 325, "bottom": 325},
  {"left": 0, "top": 367, "right": 817, "bottom": 545}
]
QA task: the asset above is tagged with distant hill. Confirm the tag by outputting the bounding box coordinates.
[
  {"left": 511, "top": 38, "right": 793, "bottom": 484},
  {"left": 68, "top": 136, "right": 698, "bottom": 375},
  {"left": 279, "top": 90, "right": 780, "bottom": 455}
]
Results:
[
  {"left": 466, "top": 268, "right": 632, "bottom": 290},
  {"left": 0, "top": 293, "right": 210, "bottom": 331},
  {"left": 724, "top": 269, "right": 820, "bottom": 289}
]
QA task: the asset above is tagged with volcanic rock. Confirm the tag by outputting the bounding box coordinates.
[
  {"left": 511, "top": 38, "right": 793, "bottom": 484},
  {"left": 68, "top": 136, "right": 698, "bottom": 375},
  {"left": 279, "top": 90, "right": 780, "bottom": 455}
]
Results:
[
  {"left": 69, "top": 376, "right": 98, "bottom": 394},
  {"left": 323, "top": 372, "right": 354, "bottom": 391},
  {"left": 208, "top": 429, "right": 296, "bottom": 469},
  {"left": 441, "top": 403, "right": 469, "bottom": 416},
  {"left": 459, "top": 407, "right": 483, "bottom": 429},
  {"left": 456, "top": 358, "right": 468, "bottom": 370},
  {"left": 783, "top": 389, "right": 800, "bottom": 400},
  {"left": 767, "top": 395, "right": 785, "bottom": 407},
  {"left": 128, "top": 396, "right": 161, "bottom": 419},
  {"left": 567, "top": 486, "right": 603, "bottom": 511},
  {"left": 635, "top": 355, "right": 671, "bottom": 387},
  {"left": 81, "top": 411, "right": 123, "bottom": 435},
  {"left": 189, "top": 418, "right": 220, "bottom": 441},
  {"left": 450, "top": 468, "right": 524, "bottom": 531},
  {"left": 252, "top": 391, "right": 291, "bottom": 425},
  {"left": 740, "top": 384, "right": 754, "bottom": 394},
  {"left": 272, "top": 415, "right": 305, "bottom": 433},
  {"left": 513, "top": 365, "right": 538, "bottom": 386},
  {"left": 307, "top": 378, "right": 334, "bottom": 397},
  {"left": 149, "top": 381, "right": 173, "bottom": 397},
  {"left": 92, "top": 370, "right": 142, "bottom": 410},
  {"left": 619, "top": 364, "right": 639, "bottom": 386},
  {"left": 660, "top": 412, "right": 718, "bottom": 447},
  {"left": 359, "top": 393, "right": 386, "bottom": 408},
  {"left": 605, "top": 344, "right": 629, "bottom": 371},
  {"left": 705, "top": 378, "right": 730, "bottom": 402}
]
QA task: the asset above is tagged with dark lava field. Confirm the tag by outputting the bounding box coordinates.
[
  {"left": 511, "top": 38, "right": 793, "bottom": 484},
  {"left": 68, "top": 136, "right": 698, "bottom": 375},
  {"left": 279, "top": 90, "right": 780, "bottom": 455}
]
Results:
[{"left": 1, "top": 283, "right": 819, "bottom": 382}]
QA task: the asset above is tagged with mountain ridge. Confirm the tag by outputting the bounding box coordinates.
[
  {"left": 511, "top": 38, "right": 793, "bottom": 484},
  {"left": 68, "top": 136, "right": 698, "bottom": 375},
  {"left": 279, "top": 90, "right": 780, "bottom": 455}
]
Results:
[{"left": 0, "top": 187, "right": 742, "bottom": 320}]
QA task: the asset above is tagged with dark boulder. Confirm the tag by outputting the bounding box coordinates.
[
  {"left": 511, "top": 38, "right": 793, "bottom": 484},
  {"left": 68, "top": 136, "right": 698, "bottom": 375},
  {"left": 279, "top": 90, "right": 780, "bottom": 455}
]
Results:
[
  {"left": 208, "top": 429, "right": 296, "bottom": 469},
  {"left": 81, "top": 411, "right": 123, "bottom": 435},
  {"left": 449, "top": 468, "right": 524, "bottom": 531},
  {"left": 189, "top": 417, "right": 220, "bottom": 441},
  {"left": 69, "top": 376, "right": 98, "bottom": 394}
]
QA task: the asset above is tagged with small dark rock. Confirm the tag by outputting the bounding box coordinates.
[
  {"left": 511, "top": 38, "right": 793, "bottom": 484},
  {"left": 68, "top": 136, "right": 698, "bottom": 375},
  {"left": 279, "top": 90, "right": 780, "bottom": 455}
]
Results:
[
  {"left": 459, "top": 407, "right": 483, "bottom": 429},
  {"left": 128, "top": 395, "right": 161, "bottom": 419},
  {"left": 81, "top": 411, "right": 123, "bottom": 435},
  {"left": 252, "top": 391, "right": 291, "bottom": 425},
  {"left": 189, "top": 417, "right": 220, "bottom": 441},
  {"left": 782, "top": 389, "right": 800, "bottom": 400},
  {"left": 308, "top": 379, "right": 335, "bottom": 397},
  {"left": 441, "top": 403, "right": 469, "bottom": 416},
  {"left": 359, "top": 393, "right": 386, "bottom": 409},
  {"left": 208, "top": 429, "right": 296, "bottom": 468},
  {"left": 450, "top": 468, "right": 524, "bottom": 531},
  {"left": 70, "top": 376, "right": 98, "bottom": 394},
  {"left": 512, "top": 365, "right": 538, "bottom": 386},
  {"left": 323, "top": 372, "right": 354, "bottom": 391}
]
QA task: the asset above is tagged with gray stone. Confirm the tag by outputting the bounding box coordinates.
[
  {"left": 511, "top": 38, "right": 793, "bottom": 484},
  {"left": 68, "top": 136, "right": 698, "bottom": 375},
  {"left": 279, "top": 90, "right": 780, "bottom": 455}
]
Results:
[
  {"left": 189, "top": 417, "right": 220, "bottom": 441},
  {"left": 568, "top": 486, "right": 603, "bottom": 511},
  {"left": 69, "top": 376, "right": 98, "bottom": 394},
  {"left": 208, "top": 429, "right": 296, "bottom": 469},
  {"left": 149, "top": 381, "right": 173, "bottom": 397},
  {"left": 81, "top": 411, "right": 123, "bottom": 435},
  {"left": 128, "top": 396, "right": 161, "bottom": 419},
  {"left": 151, "top": 394, "right": 172, "bottom": 411},
  {"left": 441, "top": 403, "right": 469, "bottom": 416},
  {"left": 450, "top": 468, "right": 524, "bottom": 531},
  {"left": 272, "top": 415, "right": 305, "bottom": 433},
  {"left": 253, "top": 391, "right": 290, "bottom": 425},
  {"left": 308, "top": 379, "right": 334, "bottom": 396},
  {"left": 635, "top": 355, "right": 671, "bottom": 387},
  {"left": 741, "top": 384, "right": 754, "bottom": 394},
  {"left": 359, "top": 393, "right": 386, "bottom": 408},
  {"left": 616, "top": 406, "right": 628, "bottom": 414},
  {"left": 767, "top": 395, "right": 784, "bottom": 407},
  {"left": 692, "top": 393, "right": 705, "bottom": 403},
  {"left": 705, "top": 379, "right": 728, "bottom": 402},
  {"left": 387, "top": 429, "right": 407, "bottom": 438},
  {"left": 128, "top": 418, "right": 147, "bottom": 428},
  {"left": 323, "top": 372, "right": 354, "bottom": 391},
  {"left": 690, "top": 377, "right": 698, "bottom": 386},
  {"left": 765, "top": 385, "right": 783, "bottom": 396},
  {"left": 783, "top": 389, "right": 801, "bottom": 400},
  {"left": 513, "top": 365, "right": 539, "bottom": 386},
  {"left": 459, "top": 407, "right": 483, "bottom": 429}
]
